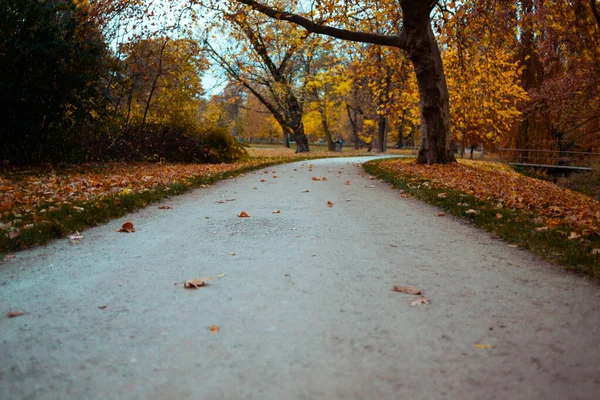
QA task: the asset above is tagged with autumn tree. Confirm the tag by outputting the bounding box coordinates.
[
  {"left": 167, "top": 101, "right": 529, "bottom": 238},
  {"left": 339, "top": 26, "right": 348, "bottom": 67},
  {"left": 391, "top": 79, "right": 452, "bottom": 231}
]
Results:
[
  {"left": 203, "top": 4, "right": 324, "bottom": 152},
  {"left": 0, "top": 0, "right": 109, "bottom": 164},
  {"left": 226, "top": 0, "right": 457, "bottom": 164}
]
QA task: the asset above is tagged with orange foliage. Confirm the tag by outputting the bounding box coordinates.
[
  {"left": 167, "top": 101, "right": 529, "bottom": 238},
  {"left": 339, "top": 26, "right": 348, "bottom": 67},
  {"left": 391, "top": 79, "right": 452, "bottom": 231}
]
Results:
[
  {"left": 0, "top": 162, "right": 262, "bottom": 217},
  {"left": 381, "top": 159, "right": 600, "bottom": 233}
]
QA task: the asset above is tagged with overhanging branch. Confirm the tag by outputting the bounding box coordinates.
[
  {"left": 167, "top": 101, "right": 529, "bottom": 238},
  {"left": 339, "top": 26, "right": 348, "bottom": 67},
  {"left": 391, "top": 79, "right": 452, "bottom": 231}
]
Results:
[{"left": 234, "top": 0, "right": 404, "bottom": 48}]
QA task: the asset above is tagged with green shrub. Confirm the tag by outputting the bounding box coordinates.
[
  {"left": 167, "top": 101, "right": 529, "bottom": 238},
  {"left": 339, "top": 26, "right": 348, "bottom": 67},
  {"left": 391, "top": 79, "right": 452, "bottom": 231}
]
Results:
[{"left": 115, "top": 122, "right": 247, "bottom": 163}]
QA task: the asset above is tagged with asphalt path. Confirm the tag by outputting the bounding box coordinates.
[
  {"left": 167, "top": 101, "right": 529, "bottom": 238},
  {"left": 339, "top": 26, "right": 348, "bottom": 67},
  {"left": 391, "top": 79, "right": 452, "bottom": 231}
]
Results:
[{"left": 1, "top": 156, "right": 599, "bottom": 400}]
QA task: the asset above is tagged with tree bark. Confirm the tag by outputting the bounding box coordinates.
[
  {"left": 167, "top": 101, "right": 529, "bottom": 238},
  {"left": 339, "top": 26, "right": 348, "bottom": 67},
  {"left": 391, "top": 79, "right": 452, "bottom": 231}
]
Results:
[
  {"left": 376, "top": 116, "right": 387, "bottom": 153},
  {"left": 401, "top": 8, "right": 456, "bottom": 164},
  {"left": 346, "top": 103, "right": 361, "bottom": 150}
]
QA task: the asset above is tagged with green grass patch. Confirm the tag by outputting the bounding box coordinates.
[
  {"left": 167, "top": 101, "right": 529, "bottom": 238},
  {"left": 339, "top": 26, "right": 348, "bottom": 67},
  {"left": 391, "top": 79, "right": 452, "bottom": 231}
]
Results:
[{"left": 364, "top": 158, "right": 600, "bottom": 279}]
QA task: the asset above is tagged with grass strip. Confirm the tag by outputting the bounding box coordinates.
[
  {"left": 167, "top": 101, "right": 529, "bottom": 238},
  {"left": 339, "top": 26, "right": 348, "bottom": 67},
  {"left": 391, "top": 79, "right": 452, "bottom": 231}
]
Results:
[{"left": 363, "top": 158, "right": 600, "bottom": 279}]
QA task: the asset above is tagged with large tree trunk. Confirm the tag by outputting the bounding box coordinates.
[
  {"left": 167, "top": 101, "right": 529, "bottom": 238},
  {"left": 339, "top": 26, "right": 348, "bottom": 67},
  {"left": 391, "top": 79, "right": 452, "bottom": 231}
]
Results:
[
  {"left": 401, "top": 5, "right": 456, "bottom": 164},
  {"left": 293, "top": 127, "right": 309, "bottom": 152},
  {"left": 346, "top": 104, "right": 361, "bottom": 150}
]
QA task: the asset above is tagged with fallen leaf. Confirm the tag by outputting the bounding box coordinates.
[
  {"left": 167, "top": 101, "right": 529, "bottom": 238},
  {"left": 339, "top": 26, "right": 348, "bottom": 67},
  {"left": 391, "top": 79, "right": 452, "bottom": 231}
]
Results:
[
  {"left": 301, "top": 189, "right": 310, "bottom": 193},
  {"left": 272, "top": 210, "right": 281, "bottom": 214},
  {"left": 321, "top": 177, "right": 328, "bottom": 181},
  {"left": 369, "top": 176, "right": 376, "bottom": 180},
  {"left": 438, "top": 212, "right": 446, "bottom": 217},
  {"left": 218, "top": 273, "right": 226, "bottom": 278},
  {"left": 260, "top": 179, "right": 265, "bottom": 182},
  {"left": 238, "top": 211, "right": 250, "bottom": 218},
  {"left": 228, "top": 252, "right": 236, "bottom": 256},
  {"left": 508, "top": 244, "right": 519, "bottom": 248},
  {"left": 345, "top": 181, "right": 351, "bottom": 185},
  {"left": 409, "top": 297, "right": 430, "bottom": 306},
  {"left": 272, "top": 176, "right": 278, "bottom": 179},
  {"left": 184, "top": 277, "right": 211, "bottom": 289},
  {"left": 474, "top": 344, "right": 496, "bottom": 349},
  {"left": 535, "top": 226, "right": 549, "bottom": 232},
  {"left": 369, "top": 185, "right": 376, "bottom": 188},
  {"left": 98, "top": 305, "right": 107, "bottom": 310},
  {"left": 312, "top": 177, "right": 321, "bottom": 181},
  {"left": 496, "top": 213, "right": 503, "bottom": 219},
  {"left": 592, "top": 249, "right": 600, "bottom": 255},
  {"left": 7, "top": 311, "right": 25, "bottom": 318},
  {"left": 117, "top": 222, "right": 135, "bottom": 233},
  {"left": 392, "top": 286, "right": 422, "bottom": 295},
  {"left": 437, "top": 193, "right": 447, "bottom": 198},
  {"left": 216, "top": 200, "right": 225, "bottom": 204},
  {"left": 225, "top": 198, "right": 236, "bottom": 202},
  {"left": 158, "top": 205, "right": 173, "bottom": 209},
  {"left": 465, "top": 209, "right": 479, "bottom": 215},
  {"left": 8, "top": 231, "right": 21, "bottom": 240},
  {"left": 327, "top": 201, "right": 334, "bottom": 208},
  {"left": 252, "top": 187, "right": 257, "bottom": 190},
  {"left": 568, "top": 232, "right": 581, "bottom": 240},
  {"left": 209, "top": 325, "right": 220, "bottom": 333}
]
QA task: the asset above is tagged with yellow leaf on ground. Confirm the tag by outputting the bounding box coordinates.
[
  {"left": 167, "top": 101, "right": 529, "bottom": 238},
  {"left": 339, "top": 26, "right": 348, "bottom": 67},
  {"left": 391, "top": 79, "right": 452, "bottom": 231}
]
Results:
[
  {"left": 209, "top": 325, "right": 220, "bottom": 333},
  {"left": 238, "top": 211, "right": 250, "bottom": 218},
  {"left": 474, "top": 344, "right": 496, "bottom": 349},
  {"left": 327, "top": 201, "right": 334, "bottom": 208}
]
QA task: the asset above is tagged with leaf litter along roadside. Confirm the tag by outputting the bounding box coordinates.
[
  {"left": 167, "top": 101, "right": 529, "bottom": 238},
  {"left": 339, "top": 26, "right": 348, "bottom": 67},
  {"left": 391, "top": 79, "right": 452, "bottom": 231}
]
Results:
[
  {"left": 0, "top": 155, "right": 332, "bottom": 254},
  {"left": 364, "top": 158, "right": 600, "bottom": 278}
]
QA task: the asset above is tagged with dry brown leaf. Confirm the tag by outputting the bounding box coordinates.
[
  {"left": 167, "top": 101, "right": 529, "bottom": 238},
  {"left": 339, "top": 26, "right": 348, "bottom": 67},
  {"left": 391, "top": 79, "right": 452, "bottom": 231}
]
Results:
[
  {"left": 272, "top": 176, "right": 278, "bottom": 179},
  {"left": 327, "top": 201, "right": 334, "bottom": 208},
  {"left": 465, "top": 209, "right": 478, "bottom": 215},
  {"left": 345, "top": 181, "right": 351, "bottom": 185},
  {"left": 321, "top": 177, "right": 328, "bottom": 181},
  {"left": 392, "top": 286, "right": 422, "bottom": 295},
  {"left": 535, "top": 226, "right": 549, "bottom": 232},
  {"left": 496, "top": 213, "right": 503, "bottom": 219},
  {"left": 98, "top": 305, "right": 107, "bottom": 310},
  {"left": 272, "top": 210, "right": 281, "bottom": 214},
  {"left": 117, "top": 222, "right": 135, "bottom": 233},
  {"left": 312, "top": 177, "right": 321, "bottom": 181},
  {"left": 8, "top": 231, "right": 21, "bottom": 240},
  {"left": 184, "top": 277, "right": 211, "bottom": 289},
  {"left": 158, "top": 205, "right": 173, "bottom": 209},
  {"left": 369, "top": 176, "right": 376, "bottom": 180},
  {"left": 7, "top": 311, "right": 25, "bottom": 318},
  {"left": 438, "top": 212, "right": 446, "bottom": 217},
  {"left": 301, "top": 189, "right": 310, "bottom": 193},
  {"left": 260, "top": 179, "right": 265, "bottom": 182},
  {"left": 437, "top": 193, "right": 447, "bottom": 198},
  {"left": 209, "top": 325, "right": 220, "bottom": 333},
  {"left": 238, "top": 211, "right": 250, "bottom": 218},
  {"left": 252, "top": 187, "right": 257, "bottom": 190},
  {"left": 409, "top": 297, "right": 430, "bottom": 306},
  {"left": 225, "top": 198, "right": 236, "bottom": 202}
]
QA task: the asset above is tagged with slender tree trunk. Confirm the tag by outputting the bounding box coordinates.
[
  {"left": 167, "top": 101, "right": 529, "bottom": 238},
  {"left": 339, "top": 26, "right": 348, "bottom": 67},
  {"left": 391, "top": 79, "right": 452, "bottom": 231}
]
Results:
[
  {"left": 396, "top": 111, "right": 406, "bottom": 148},
  {"left": 376, "top": 116, "right": 387, "bottom": 153},
  {"left": 321, "top": 95, "right": 336, "bottom": 151},
  {"left": 283, "top": 131, "right": 290, "bottom": 148},
  {"left": 401, "top": 7, "right": 456, "bottom": 164}
]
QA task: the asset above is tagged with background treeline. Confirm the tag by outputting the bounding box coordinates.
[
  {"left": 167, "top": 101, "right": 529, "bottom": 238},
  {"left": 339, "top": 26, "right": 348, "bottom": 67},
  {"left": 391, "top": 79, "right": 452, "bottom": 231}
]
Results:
[{"left": 0, "top": 0, "right": 244, "bottom": 165}]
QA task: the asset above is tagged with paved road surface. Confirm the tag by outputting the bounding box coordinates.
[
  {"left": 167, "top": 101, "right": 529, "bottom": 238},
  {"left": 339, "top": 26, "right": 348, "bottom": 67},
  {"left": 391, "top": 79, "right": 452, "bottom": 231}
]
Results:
[{"left": 1, "top": 157, "right": 599, "bottom": 399}]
